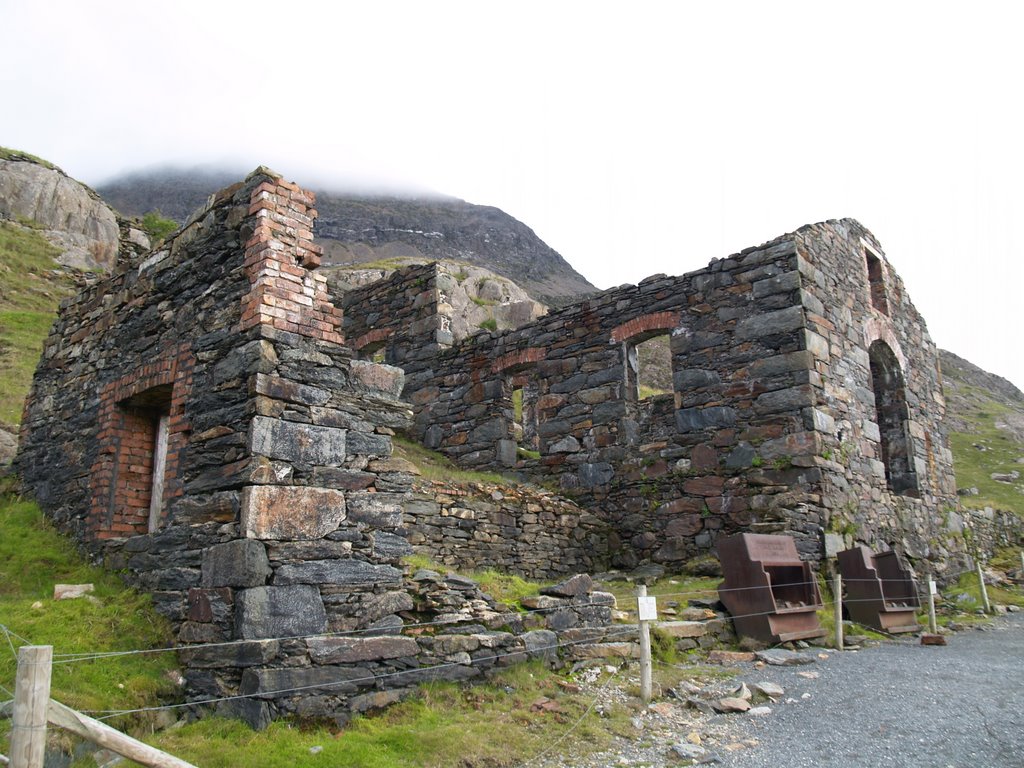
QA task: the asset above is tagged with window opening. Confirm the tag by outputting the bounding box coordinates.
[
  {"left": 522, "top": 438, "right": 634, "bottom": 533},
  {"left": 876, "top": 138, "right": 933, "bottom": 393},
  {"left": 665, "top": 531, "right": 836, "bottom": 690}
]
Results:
[
  {"left": 119, "top": 385, "right": 173, "bottom": 532},
  {"left": 505, "top": 372, "right": 540, "bottom": 460},
  {"left": 868, "top": 340, "right": 918, "bottom": 496},
  {"left": 864, "top": 247, "right": 889, "bottom": 315},
  {"left": 624, "top": 334, "right": 673, "bottom": 401}
]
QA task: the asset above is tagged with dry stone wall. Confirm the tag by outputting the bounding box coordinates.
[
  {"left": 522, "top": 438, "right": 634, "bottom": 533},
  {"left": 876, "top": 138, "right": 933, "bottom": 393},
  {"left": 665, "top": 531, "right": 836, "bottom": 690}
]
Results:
[
  {"left": 404, "top": 479, "right": 607, "bottom": 580},
  {"left": 17, "top": 170, "right": 619, "bottom": 727},
  {"left": 342, "top": 221, "right": 1019, "bottom": 574}
]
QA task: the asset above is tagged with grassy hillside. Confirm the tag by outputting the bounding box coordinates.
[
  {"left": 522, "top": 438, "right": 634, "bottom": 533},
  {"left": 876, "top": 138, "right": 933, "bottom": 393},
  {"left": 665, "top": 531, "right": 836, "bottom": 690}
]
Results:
[
  {"left": 940, "top": 350, "right": 1024, "bottom": 515},
  {"left": 0, "top": 493, "right": 181, "bottom": 741},
  {"left": 0, "top": 220, "right": 78, "bottom": 426}
]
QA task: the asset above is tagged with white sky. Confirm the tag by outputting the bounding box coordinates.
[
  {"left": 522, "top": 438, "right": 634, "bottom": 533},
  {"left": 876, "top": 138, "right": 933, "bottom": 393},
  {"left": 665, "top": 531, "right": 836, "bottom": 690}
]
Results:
[{"left": 2, "top": 1, "right": 1022, "bottom": 390}]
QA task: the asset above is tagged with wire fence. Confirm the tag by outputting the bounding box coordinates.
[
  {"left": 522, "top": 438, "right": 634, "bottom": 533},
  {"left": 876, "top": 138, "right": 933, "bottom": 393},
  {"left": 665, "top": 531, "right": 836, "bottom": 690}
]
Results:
[{"left": 0, "top": 562, "right": 1007, "bottom": 736}]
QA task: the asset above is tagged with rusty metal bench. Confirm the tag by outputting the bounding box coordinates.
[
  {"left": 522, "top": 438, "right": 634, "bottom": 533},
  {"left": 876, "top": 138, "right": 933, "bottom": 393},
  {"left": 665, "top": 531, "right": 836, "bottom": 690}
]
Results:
[
  {"left": 717, "top": 533, "right": 826, "bottom": 644},
  {"left": 837, "top": 545, "right": 921, "bottom": 633}
]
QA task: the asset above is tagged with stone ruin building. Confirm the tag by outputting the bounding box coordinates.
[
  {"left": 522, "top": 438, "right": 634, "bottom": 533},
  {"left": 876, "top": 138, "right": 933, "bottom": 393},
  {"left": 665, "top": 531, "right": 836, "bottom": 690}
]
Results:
[{"left": 15, "top": 168, "right": 1022, "bottom": 725}]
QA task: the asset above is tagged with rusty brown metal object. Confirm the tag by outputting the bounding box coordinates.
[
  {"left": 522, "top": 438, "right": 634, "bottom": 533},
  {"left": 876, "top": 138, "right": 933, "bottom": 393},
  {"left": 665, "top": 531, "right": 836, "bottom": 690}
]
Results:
[
  {"left": 717, "top": 533, "right": 826, "bottom": 644},
  {"left": 837, "top": 545, "right": 921, "bottom": 633}
]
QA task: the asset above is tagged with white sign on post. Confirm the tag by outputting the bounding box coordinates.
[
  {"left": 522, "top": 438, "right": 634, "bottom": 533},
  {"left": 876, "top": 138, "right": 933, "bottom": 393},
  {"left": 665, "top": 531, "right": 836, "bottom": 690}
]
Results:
[
  {"left": 929, "top": 579, "right": 937, "bottom": 595},
  {"left": 637, "top": 595, "right": 658, "bottom": 622}
]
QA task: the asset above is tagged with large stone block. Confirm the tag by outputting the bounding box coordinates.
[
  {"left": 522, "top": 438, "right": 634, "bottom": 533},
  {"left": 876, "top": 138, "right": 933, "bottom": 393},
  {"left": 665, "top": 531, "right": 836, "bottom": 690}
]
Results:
[
  {"left": 349, "top": 360, "right": 405, "bottom": 399},
  {"left": 346, "top": 492, "right": 404, "bottom": 529},
  {"left": 273, "top": 558, "right": 404, "bottom": 587},
  {"left": 675, "top": 406, "right": 737, "bottom": 432},
  {"left": 307, "top": 635, "right": 419, "bottom": 664},
  {"left": 241, "top": 485, "right": 346, "bottom": 540},
  {"left": 201, "top": 539, "right": 271, "bottom": 587},
  {"left": 235, "top": 585, "right": 326, "bottom": 639},
  {"left": 240, "top": 665, "right": 371, "bottom": 698},
  {"left": 735, "top": 305, "right": 804, "bottom": 340},
  {"left": 249, "top": 416, "right": 346, "bottom": 466}
]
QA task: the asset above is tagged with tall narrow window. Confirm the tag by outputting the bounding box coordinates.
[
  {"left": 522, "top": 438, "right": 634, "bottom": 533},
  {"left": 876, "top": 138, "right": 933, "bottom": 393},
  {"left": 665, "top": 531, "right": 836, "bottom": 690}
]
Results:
[
  {"left": 507, "top": 373, "right": 540, "bottom": 458},
  {"left": 624, "top": 334, "right": 673, "bottom": 402},
  {"left": 865, "top": 247, "right": 889, "bottom": 315},
  {"left": 118, "top": 385, "right": 173, "bottom": 533},
  {"left": 868, "top": 340, "right": 918, "bottom": 496}
]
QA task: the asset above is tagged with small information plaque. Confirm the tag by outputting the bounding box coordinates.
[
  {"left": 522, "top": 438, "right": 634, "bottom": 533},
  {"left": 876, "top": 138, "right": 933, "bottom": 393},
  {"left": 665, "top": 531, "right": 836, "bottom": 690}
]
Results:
[{"left": 637, "top": 595, "right": 658, "bottom": 622}]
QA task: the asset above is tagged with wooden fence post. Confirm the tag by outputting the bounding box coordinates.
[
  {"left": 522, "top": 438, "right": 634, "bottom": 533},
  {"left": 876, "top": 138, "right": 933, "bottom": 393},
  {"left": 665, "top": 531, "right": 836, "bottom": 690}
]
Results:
[
  {"left": 833, "top": 574, "right": 843, "bottom": 650},
  {"left": 636, "top": 585, "right": 654, "bottom": 703},
  {"left": 10, "top": 645, "right": 52, "bottom": 768},
  {"left": 927, "top": 577, "right": 938, "bottom": 634},
  {"left": 976, "top": 560, "right": 992, "bottom": 613},
  {"left": 46, "top": 700, "right": 197, "bottom": 768}
]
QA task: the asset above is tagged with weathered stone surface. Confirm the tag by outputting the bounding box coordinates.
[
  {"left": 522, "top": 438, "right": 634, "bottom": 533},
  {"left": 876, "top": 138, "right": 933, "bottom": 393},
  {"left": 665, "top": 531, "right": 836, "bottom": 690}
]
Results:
[
  {"left": 273, "top": 559, "right": 403, "bottom": 587},
  {"left": 241, "top": 665, "right": 371, "bottom": 698},
  {"left": 0, "top": 157, "right": 120, "bottom": 269},
  {"left": 307, "top": 635, "right": 419, "bottom": 664},
  {"left": 235, "top": 585, "right": 326, "bottom": 639},
  {"left": 346, "top": 492, "right": 404, "bottom": 529},
  {"left": 240, "top": 485, "right": 346, "bottom": 540},
  {"left": 201, "top": 539, "right": 271, "bottom": 587},
  {"left": 522, "top": 630, "right": 558, "bottom": 661},
  {"left": 656, "top": 621, "right": 708, "bottom": 638},
  {"left": 249, "top": 416, "right": 347, "bottom": 466},
  {"left": 181, "top": 640, "right": 279, "bottom": 669},
  {"left": 541, "top": 573, "right": 593, "bottom": 598},
  {"left": 755, "top": 649, "right": 816, "bottom": 666},
  {"left": 707, "top": 650, "right": 755, "bottom": 664},
  {"left": 53, "top": 584, "right": 94, "bottom": 600},
  {"left": 349, "top": 360, "right": 405, "bottom": 398}
]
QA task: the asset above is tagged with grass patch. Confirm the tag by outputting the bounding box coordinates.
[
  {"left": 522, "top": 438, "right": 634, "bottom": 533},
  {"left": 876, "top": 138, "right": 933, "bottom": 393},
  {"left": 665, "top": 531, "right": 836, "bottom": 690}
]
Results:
[
  {"left": 0, "top": 221, "right": 78, "bottom": 425},
  {"left": 402, "top": 554, "right": 544, "bottom": 607},
  {"left": 942, "top": 566, "right": 1024, "bottom": 613},
  {"left": 601, "top": 574, "right": 721, "bottom": 622},
  {"left": 944, "top": 381, "right": 1023, "bottom": 516},
  {"left": 135, "top": 662, "right": 632, "bottom": 768},
  {"left": 477, "top": 317, "right": 497, "bottom": 332},
  {"left": 392, "top": 435, "right": 508, "bottom": 486},
  {"left": 0, "top": 495, "right": 180, "bottom": 729},
  {"left": 0, "top": 145, "right": 59, "bottom": 170},
  {"left": 638, "top": 384, "right": 671, "bottom": 400}
]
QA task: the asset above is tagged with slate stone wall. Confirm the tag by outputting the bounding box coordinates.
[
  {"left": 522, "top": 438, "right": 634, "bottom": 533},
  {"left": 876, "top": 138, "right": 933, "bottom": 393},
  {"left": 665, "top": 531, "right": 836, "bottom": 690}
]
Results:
[
  {"left": 403, "top": 480, "right": 607, "bottom": 580},
  {"left": 341, "top": 221, "right": 1018, "bottom": 573},
  {"left": 16, "top": 170, "right": 620, "bottom": 726}
]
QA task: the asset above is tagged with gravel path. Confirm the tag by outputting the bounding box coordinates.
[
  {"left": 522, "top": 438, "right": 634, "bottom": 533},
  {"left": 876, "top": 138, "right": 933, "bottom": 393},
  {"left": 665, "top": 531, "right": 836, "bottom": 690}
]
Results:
[{"left": 716, "top": 613, "right": 1024, "bottom": 767}]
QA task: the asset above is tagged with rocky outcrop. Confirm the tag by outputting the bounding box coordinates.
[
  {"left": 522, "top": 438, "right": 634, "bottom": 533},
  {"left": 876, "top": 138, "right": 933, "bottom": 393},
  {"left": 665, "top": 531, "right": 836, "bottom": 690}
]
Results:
[{"left": 0, "top": 150, "right": 121, "bottom": 270}]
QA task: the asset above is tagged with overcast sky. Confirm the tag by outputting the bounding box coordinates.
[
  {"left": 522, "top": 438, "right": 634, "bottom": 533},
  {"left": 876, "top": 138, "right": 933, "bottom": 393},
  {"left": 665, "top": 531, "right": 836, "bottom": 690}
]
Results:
[{"left": 3, "top": 1, "right": 1022, "bottom": 390}]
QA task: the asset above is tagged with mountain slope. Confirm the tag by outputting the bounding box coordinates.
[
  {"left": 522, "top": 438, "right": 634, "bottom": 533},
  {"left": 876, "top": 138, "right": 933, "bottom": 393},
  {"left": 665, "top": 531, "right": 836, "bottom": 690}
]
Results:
[
  {"left": 940, "top": 349, "right": 1024, "bottom": 515},
  {"left": 96, "top": 168, "right": 597, "bottom": 306}
]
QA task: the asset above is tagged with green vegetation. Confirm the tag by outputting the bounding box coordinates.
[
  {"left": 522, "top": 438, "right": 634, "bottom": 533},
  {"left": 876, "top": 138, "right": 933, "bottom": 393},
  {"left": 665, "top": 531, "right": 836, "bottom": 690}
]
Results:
[
  {"left": 392, "top": 435, "right": 507, "bottom": 485},
  {"left": 638, "top": 384, "right": 671, "bottom": 400},
  {"left": 470, "top": 296, "right": 497, "bottom": 307},
  {"left": 517, "top": 446, "right": 541, "bottom": 460},
  {"left": 477, "top": 317, "right": 497, "bottom": 332},
  {"left": 0, "top": 493, "right": 180, "bottom": 736},
  {"left": 140, "top": 662, "right": 632, "bottom": 768},
  {"left": 403, "top": 554, "right": 545, "bottom": 608},
  {"left": 948, "top": 397, "right": 1023, "bottom": 515},
  {"left": 140, "top": 210, "right": 178, "bottom": 243},
  {"left": 0, "top": 221, "right": 78, "bottom": 425},
  {"left": 0, "top": 145, "right": 58, "bottom": 170}
]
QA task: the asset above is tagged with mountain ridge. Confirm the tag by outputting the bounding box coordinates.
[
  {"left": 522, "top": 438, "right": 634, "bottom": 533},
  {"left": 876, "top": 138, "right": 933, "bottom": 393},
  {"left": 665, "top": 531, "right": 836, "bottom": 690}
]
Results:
[{"left": 97, "top": 168, "right": 597, "bottom": 307}]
